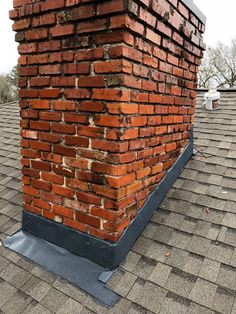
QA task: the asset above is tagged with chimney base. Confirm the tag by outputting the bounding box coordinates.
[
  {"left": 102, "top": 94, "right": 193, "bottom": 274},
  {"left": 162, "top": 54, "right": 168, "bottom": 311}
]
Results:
[{"left": 5, "top": 131, "right": 193, "bottom": 271}]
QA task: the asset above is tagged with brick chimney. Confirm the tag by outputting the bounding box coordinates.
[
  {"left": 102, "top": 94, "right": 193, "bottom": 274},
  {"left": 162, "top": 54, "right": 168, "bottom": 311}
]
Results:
[{"left": 10, "top": 0, "right": 205, "bottom": 268}]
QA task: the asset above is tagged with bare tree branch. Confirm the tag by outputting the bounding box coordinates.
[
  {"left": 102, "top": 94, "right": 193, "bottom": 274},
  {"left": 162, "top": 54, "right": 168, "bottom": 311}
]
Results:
[{"left": 198, "top": 38, "right": 236, "bottom": 88}]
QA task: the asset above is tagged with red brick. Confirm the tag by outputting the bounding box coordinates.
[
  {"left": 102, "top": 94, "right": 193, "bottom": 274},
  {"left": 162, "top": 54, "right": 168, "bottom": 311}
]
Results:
[
  {"left": 51, "top": 24, "right": 74, "bottom": 37},
  {"left": 64, "top": 62, "right": 90, "bottom": 74},
  {"left": 54, "top": 100, "right": 76, "bottom": 111},
  {"left": 64, "top": 136, "right": 89, "bottom": 147},
  {"left": 39, "top": 89, "right": 61, "bottom": 98},
  {"left": 146, "top": 28, "right": 161, "bottom": 45},
  {"left": 77, "top": 101, "right": 104, "bottom": 113},
  {"left": 64, "top": 113, "right": 88, "bottom": 124},
  {"left": 40, "top": 111, "right": 62, "bottom": 121},
  {"left": 97, "top": 0, "right": 127, "bottom": 15},
  {"left": 110, "top": 15, "right": 144, "bottom": 35},
  {"left": 78, "top": 76, "right": 105, "bottom": 87},
  {"left": 30, "top": 141, "right": 51, "bottom": 152},
  {"left": 42, "top": 172, "right": 64, "bottom": 185},
  {"left": 94, "top": 60, "right": 132, "bottom": 74},
  {"left": 64, "top": 218, "right": 87, "bottom": 232},
  {"left": 18, "top": 66, "right": 38, "bottom": 77},
  {"left": 39, "top": 64, "right": 61, "bottom": 75},
  {"left": 42, "top": 152, "right": 62, "bottom": 164},
  {"left": 52, "top": 123, "right": 75, "bottom": 134},
  {"left": 52, "top": 185, "right": 74, "bottom": 198},
  {"left": 13, "top": 18, "right": 30, "bottom": 31},
  {"left": 76, "top": 48, "right": 104, "bottom": 61},
  {"left": 108, "top": 45, "right": 142, "bottom": 62},
  {"left": 30, "top": 77, "right": 51, "bottom": 87},
  {"left": 40, "top": 132, "right": 62, "bottom": 143},
  {"left": 33, "top": 198, "right": 51, "bottom": 211},
  {"left": 25, "top": 29, "right": 48, "bottom": 40},
  {"left": 29, "top": 100, "right": 50, "bottom": 109},
  {"left": 77, "top": 191, "right": 101, "bottom": 206},
  {"left": 31, "top": 160, "right": 51, "bottom": 171},
  {"left": 32, "top": 178, "right": 52, "bottom": 191},
  {"left": 53, "top": 144, "right": 76, "bottom": 157},
  {"left": 52, "top": 204, "right": 74, "bottom": 219},
  {"left": 18, "top": 43, "right": 37, "bottom": 54},
  {"left": 51, "top": 76, "right": 75, "bottom": 87},
  {"left": 21, "top": 130, "right": 38, "bottom": 139},
  {"left": 64, "top": 89, "right": 90, "bottom": 99},
  {"left": 78, "top": 19, "right": 106, "bottom": 34}
]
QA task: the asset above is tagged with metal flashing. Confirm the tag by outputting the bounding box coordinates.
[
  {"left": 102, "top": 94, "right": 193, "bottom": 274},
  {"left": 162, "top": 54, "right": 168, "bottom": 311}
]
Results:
[{"left": 4, "top": 230, "right": 119, "bottom": 307}]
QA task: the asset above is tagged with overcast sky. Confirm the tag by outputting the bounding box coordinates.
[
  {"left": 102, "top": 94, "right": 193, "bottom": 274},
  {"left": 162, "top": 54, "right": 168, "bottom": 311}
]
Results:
[{"left": 0, "top": 1, "right": 236, "bottom": 74}]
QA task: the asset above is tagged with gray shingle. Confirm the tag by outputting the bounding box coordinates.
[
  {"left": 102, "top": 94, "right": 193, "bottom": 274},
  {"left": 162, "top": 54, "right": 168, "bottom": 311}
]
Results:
[
  {"left": 131, "top": 256, "right": 157, "bottom": 279},
  {"left": 165, "top": 247, "right": 189, "bottom": 268},
  {"left": 164, "top": 268, "right": 197, "bottom": 298},
  {"left": 183, "top": 253, "right": 204, "bottom": 276},
  {"left": 0, "top": 263, "right": 32, "bottom": 288},
  {"left": 187, "top": 235, "right": 211, "bottom": 257},
  {"left": 189, "top": 278, "right": 217, "bottom": 308},
  {"left": 168, "top": 230, "right": 192, "bottom": 249},
  {"left": 21, "top": 276, "right": 51, "bottom": 302},
  {"left": 160, "top": 292, "right": 190, "bottom": 314},
  {"left": 22, "top": 303, "right": 52, "bottom": 314},
  {"left": 222, "top": 213, "right": 236, "bottom": 229},
  {"left": 53, "top": 278, "right": 88, "bottom": 304},
  {"left": 188, "top": 302, "right": 215, "bottom": 314},
  {"left": 108, "top": 299, "right": 131, "bottom": 314},
  {"left": 31, "top": 266, "right": 58, "bottom": 285},
  {"left": 106, "top": 269, "right": 137, "bottom": 297},
  {"left": 128, "top": 280, "right": 167, "bottom": 313},
  {"left": 56, "top": 298, "right": 84, "bottom": 314},
  {"left": 127, "top": 303, "right": 151, "bottom": 314},
  {"left": 121, "top": 251, "right": 141, "bottom": 273},
  {"left": 148, "top": 262, "right": 172, "bottom": 287},
  {"left": 1, "top": 290, "right": 32, "bottom": 314},
  {"left": 206, "top": 241, "right": 233, "bottom": 264},
  {"left": 180, "top": 216, "right": 197, "bottom": 233},
  {"left": 216, "top": 264, "right": 236, "bottom": 290},
  {"left": 199, "top": 258, "right": 220, "bottom": 282},
  {"left": 40, "top": 288, "right": 69, "bottom": 313},
  {"left": 212, "top": 287, "right": 236, "bottom": 314},
  {"left": 0, "top": 279, "right": 17, "bottom": 308}
]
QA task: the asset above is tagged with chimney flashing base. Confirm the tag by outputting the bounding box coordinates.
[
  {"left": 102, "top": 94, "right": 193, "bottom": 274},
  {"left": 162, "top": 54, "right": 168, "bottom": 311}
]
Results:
[
  {"left": 4, "top": 230, "right": 120, "bottom": 306},
  {"left": 4, "top": 131, "right": 193, "bottom": 270}
]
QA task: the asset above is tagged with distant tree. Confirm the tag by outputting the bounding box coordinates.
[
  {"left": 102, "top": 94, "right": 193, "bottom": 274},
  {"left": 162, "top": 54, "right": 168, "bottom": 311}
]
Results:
[
  {"left": 0, "top": 65, "right": 19, "bottom": 104},
  {"left": 0, "top": 75, "right": 13, "bottom": 104},
  {"left": 197, "top": 52, "right": 217, "bottom": 88},
  {"left": 198, "top": 38, "right": 236, "bottom": 88},
  {"left": 7, "top": 65, "right": 18, "bottom": 87},
  {"left": 0, "top": 66, "right": 18, "bottom": 104},
  {"left": 7, "top": 65, "right": 19, "bottom": 100}
]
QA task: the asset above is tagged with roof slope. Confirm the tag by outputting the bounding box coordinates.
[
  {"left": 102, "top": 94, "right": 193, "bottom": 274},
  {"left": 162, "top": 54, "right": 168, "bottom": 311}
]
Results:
[{"left": 0, "top": 93, "right": 236, "bottom": 313}]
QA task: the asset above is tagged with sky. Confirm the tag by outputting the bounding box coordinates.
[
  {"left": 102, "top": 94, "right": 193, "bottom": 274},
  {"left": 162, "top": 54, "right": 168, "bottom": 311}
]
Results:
[
  {"left": 0, "top": 2, "right": 18, "bottom": 74},
  {"left": 0, "top": 1, "right": 236, "bottom": 74},
  {"left": 194, "top": 0, "right": 236, "bottom": 46}
]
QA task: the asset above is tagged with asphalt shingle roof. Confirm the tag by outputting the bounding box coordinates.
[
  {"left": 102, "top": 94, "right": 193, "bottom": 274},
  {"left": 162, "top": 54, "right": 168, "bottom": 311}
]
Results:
[{"left": 0, "top": 92, "right": 236, "bottom": 313}]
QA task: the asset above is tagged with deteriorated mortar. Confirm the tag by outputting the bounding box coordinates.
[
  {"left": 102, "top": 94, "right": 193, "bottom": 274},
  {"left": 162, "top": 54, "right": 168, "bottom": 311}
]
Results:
[{"left": 10, "top": 0, "right": 205, "bottom": 242}]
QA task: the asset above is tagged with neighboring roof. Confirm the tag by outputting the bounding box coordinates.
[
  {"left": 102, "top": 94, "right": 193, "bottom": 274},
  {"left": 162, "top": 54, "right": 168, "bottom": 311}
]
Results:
[{"left": 0, "top": 93, "right": 236, "bottom": 313}]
